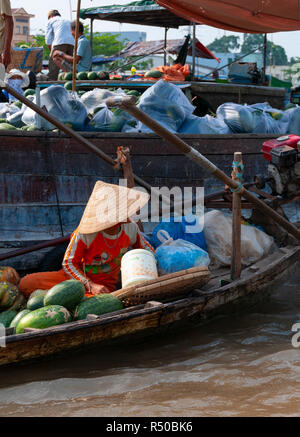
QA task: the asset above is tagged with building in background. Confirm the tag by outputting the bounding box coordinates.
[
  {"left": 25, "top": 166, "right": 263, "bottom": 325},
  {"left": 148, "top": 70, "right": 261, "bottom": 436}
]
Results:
[
  {"left": 12, "top": 8, "right": 35, "bottom": 46},
  {"left": 187, "top": 52, "right": 263, "bottom": 78},
  {"left": 267, "top": 64, "right": 300, "bottom": 86},
  {"left": 101, "top": 31, "right": 147, "bottom": 44}
]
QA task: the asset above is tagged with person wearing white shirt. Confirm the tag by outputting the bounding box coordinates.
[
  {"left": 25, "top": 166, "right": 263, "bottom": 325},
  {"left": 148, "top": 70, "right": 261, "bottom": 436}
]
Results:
[{"left": 46, "top": 9, "right": 74, "bottom": 80}]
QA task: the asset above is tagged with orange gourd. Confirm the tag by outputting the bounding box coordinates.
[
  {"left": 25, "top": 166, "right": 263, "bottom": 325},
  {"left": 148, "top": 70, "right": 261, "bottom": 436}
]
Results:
[{"left": 0, "top": 266, "right": 20, "bottom": 286}]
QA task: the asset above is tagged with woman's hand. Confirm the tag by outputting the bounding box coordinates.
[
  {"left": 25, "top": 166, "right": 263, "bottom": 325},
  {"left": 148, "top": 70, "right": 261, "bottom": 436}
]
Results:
[{"left": 87, "top": 281, "right": 110, "bottom": 295}]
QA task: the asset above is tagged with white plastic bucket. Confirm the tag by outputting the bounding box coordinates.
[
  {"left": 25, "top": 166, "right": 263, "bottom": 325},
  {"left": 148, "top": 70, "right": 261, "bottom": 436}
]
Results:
[{"left": 121, "top": 249, "right": 158, "bottom": 288}]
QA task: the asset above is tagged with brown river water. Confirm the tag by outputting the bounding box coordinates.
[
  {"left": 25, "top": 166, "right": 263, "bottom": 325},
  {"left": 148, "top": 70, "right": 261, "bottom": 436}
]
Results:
[{"left": 0, "top": 267, "right": 299, "bottom": 417}]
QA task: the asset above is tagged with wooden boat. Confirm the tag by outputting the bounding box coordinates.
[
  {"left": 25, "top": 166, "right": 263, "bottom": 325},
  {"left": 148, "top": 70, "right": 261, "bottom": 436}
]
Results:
[
  {"left": 1, "top": 89, "right": 298, "bottom": 367},
  {"left": 0, "top": 129, "right": 279, "bottom": 271},
  {"left": 1, "top": 242, "right": 299, "bottom": 367}
]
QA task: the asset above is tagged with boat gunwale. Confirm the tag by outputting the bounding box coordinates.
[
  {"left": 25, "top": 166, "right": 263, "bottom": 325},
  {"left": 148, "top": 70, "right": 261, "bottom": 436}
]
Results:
[{"left": 0, "top": 130, "right": 280, "bottom": 140}]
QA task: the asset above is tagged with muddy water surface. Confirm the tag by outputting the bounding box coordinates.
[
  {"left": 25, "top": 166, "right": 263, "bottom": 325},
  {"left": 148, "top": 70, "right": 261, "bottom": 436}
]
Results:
[{"left": 0, "top": 268, "right": 299, "bottom": 417}]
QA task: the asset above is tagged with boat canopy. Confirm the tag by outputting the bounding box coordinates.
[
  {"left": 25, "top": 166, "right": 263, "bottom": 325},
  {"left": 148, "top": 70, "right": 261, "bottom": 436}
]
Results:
[
  {"left": 80, "top": 0, "right": 190, "bottom": 28},
  {"left": 156, "top": 0, "right": 300, "bottom": 33},
  {"left": 119, "top": 38, "right": 220, "bottom": 61}
]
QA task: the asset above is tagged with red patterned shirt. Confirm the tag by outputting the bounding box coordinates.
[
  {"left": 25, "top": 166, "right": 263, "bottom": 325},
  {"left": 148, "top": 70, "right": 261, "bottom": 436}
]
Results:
[{"left": 62, "top": 222, "right": 154, "bottom": 292}]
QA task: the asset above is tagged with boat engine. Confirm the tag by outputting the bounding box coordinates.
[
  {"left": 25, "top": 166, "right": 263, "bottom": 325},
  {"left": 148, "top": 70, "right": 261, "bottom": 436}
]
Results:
[{"left": 261, "top": 135, "right": 300, "bottom": 196}]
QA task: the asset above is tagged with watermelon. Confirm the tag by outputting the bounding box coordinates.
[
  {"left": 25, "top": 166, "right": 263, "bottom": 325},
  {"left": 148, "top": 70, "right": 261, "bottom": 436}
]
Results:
[
  {"left": 27, "top": 294, "right": 45, "bottom": 311},
  {"left": 0, "top": 123, "right": 17, "bottom": 130},
  {"left": 10, "top": 309, "right": 31, "bottom": 329},
  {"left": 24, "top": 89, "right": 35, "bottom": 97},
  {"left": 26, "top": 125, "right": 37, "bottom": 131},
  {"left": 31, "top": 289, "right": 47, "bottom": 298},
  {"left": 0, "top": 310, "right": 17, "bottom": 328},
  {"left": 44, "top": 279, "right": 85, "bottom": 311},
  {"left": 64, "top": 81, "right": 73, "bottom": 91},
  {"left": 58, "top": 72, "right": 65, "bottom": 81},
  {"left": 13, "top": 101, "right": 22, "bottom": 109},
  {"left": 77, "top": 71, "right": 88, "bottom": 80},
  {"left": 87, "top": 71, "right": 98, "bottom": 80},
  {"left": 74, "top": 294, "right": 123, "bottom": 320},
  {"left": 16, "top": 305, "right": 72, "bottom": 334},
  {"left": 126, "top": 90, "right": 140, "bottom": 97},
  {"left": 0, "top": 283, "right": 19, "bottom": 311},
  {"left": 64, "top": 72, "right": 73, "bottom": 81},
  {"left": 0, "top": 118, "right": 7, "bottom": 123},
  {"left": 145, "top": 70, "right": 162, "bottom": 78}
]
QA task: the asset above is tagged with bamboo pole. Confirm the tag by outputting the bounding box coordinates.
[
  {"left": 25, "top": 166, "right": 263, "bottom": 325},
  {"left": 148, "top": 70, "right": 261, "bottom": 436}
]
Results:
[
  {"left": 231, "top": 152, "right": 242, "bottom": 280},
  {"left": 72, "top": 0, "right": 81, "bottom": 92},
  {"left": 105, "top": 96, "right": 300, "bottom": 242}
]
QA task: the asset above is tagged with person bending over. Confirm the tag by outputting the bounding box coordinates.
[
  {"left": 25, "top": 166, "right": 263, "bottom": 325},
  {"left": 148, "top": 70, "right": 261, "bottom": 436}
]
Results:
[
  {"left": 52, "top": 20, "right": 92, "bottom": 73},
  {"left": 19, "top": 181, "right": 153, "bottom": 298}
]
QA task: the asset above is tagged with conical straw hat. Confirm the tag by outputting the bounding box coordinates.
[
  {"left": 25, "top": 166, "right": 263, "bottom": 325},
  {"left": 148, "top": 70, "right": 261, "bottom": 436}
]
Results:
[{"left": 78, "top": 181, "right": 149, "bottom": 234}]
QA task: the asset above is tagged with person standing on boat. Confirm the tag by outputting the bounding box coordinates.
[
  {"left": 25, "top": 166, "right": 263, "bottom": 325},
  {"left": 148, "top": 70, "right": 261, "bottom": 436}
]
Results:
[
  {"left": 19, "top": 181, "right": 154, "bottom": 298},
  {"left": 52, "top": 20, "right": 92, "bottom": 73},
  {"left": 46, "top": 10, "right": 74, "bottom": 80},
  {"left": 0, "top": 0, "right": 13, "bottom": 68}
]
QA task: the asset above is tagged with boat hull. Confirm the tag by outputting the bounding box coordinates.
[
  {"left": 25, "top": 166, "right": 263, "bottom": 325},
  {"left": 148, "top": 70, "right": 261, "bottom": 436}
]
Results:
[{"left": 1, "top": 245, "right": 299, "bottom": 367}]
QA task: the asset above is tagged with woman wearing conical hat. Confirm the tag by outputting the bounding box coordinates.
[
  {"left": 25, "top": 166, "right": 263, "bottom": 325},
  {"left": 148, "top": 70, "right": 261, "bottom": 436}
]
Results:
[{"left": 20, "top": 181, "right": 154, "bottom": 298}]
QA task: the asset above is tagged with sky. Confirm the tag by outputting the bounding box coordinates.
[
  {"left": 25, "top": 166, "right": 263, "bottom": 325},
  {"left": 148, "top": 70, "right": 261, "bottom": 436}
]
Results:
[{"left": 11, "top": 0, "right": 300, "bottom": 60}]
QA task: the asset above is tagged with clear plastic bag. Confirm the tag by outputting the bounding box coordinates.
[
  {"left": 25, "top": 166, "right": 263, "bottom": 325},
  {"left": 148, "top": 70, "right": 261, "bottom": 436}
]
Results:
[
  {"left": 7, "top": 110, "right": 25, "bottom": 127},
  {"left": 203, "top": 210, "right": 275, "bottom": 268},
  {"left": 179, "top": 114, "right": 231, "bottom": 134},
  {"left": 155, "top": 230, "right": 210, "bottom": 275},
  {"left": 138, "top": 79, "right": 194, "bottom": 133},
  {"left": 287, "top": 107, "right": 300, "bottom": 135},
  {"left": 248, "top": 103, "right": 288, "bottom": 134},
  {"left": 80, "top": 88, "right": 117, "bottom": 114},
  {"left": 151, "top": 215, "right": 207, "bottom": 250},
  {"left": 22, "top": 85, "right": 88, "bottom": 131},
  {"left": 216, "top": 102, "right": 254, "bottom": 133},
  {"left": 0, "top": 102, "right": 19, "bottom": 119},
  {"left": 86, "top": 104, "right": 114, "bottom": 131},
  {"left": 109, "top": 107, "right": 137, "bottom": 132}
]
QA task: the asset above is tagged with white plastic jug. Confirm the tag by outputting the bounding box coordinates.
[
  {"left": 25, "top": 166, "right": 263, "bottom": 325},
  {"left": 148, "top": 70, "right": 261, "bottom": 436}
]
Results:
[{"left": 121, "top": 249, "right": 158, "bottom": 288}]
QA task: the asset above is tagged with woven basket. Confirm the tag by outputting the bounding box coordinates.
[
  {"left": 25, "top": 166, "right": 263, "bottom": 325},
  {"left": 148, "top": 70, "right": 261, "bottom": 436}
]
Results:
[
  {"left": 9, "top": 47, "right": 43, "bottom": 73},
  {"left": 112, "top": 266, "right": 210, "bottom": 306}
]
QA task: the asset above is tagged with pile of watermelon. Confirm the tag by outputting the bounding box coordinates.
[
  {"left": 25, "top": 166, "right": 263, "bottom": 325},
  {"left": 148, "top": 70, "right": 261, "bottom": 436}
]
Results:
[
  {"left": 58, "top": 71, "right": 102, "bottom": 92},
  {"left": 0, "top": 267, "right": 123, "bottom": 335}
]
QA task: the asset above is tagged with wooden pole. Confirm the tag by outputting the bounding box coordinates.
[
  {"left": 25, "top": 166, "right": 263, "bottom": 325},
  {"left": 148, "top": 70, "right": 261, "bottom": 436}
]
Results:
[
  {"left": 192, "top": 23, "right": 196, "bottom": 80},
  {"left": 164, "top": 28, "right": 168, "bottom": 66},
  {"left": 263, "top": 33, "right": 267, "bottom": 84},
  {"left": 105, "top": 96, "right": 300, "bottom": 242},
  {"left": 72, "top": 0, "right": 81, "bottom": 92},
  {"left": 90, "top": 18, "right": 94, "bottom": 52},
  {"left": 231, "top": 152, "right": 243, "bottom": 280}
]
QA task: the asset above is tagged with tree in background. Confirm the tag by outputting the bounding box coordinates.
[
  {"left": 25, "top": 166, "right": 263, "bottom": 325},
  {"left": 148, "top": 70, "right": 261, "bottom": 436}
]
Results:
[
  {"left": 282, "top": 57, "right": 300, "bottom": 82},
  {"left": 17, "top": 26, "right": 125, "bottom": 61},
  {"left": 241, "top": 34, "right": 288, "bottom": 65},
  {"left": 207, "top": 33, "right": 288, "bottom": 66},
  {"left": 207, "top": 35, "right": 240, "bottom": 53},
  {"left": 84, "top": 28, "right": 125, "bottom": 57}
]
